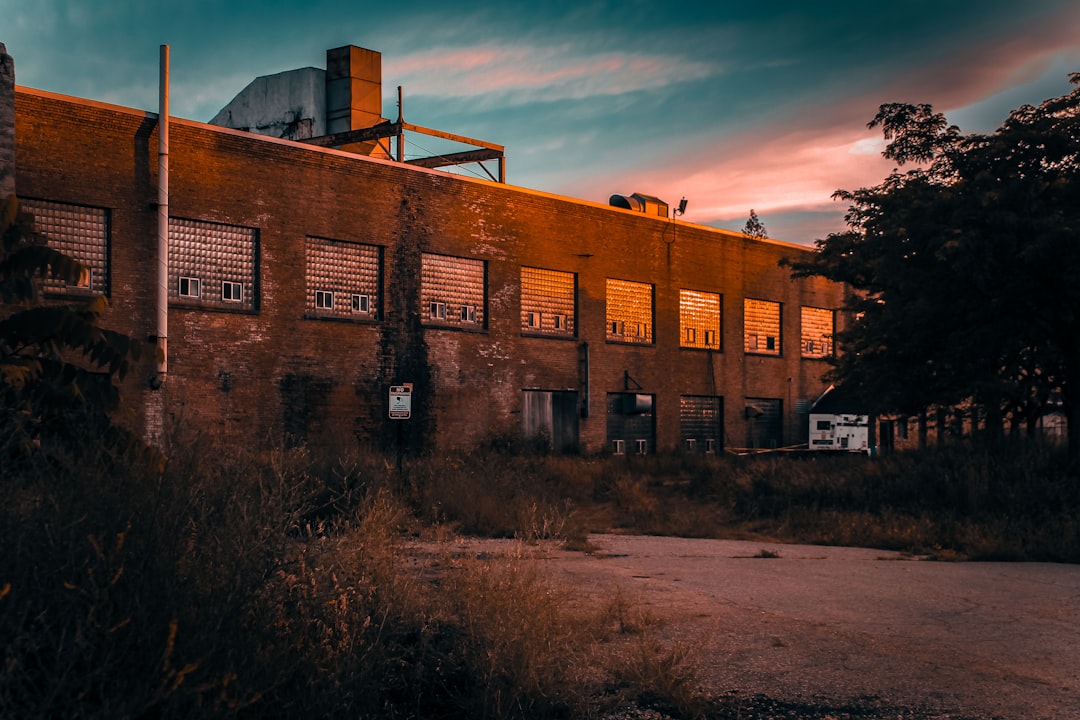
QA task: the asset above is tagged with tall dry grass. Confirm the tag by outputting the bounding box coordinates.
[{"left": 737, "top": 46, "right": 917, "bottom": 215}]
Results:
[
  {"left": 409, "top": 441, "right": 1080, "bottom": 562},
  {"left": 0, "top": 433, "right": 707, "bottom": 719}
]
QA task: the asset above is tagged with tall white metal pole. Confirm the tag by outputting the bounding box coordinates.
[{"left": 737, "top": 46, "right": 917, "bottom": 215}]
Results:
[{"left": 155, "top": 44, "right": 169, "bottom": 386}]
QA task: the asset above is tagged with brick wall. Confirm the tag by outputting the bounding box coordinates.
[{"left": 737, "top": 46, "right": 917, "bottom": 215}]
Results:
[
  {"left": 13, "top": 87, "right": 846, "bottom": 455},
  {"left": 0, "top": 43, "right": 14, "bottom": 199}
]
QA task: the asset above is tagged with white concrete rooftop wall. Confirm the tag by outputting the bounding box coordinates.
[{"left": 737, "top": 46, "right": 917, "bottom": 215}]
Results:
[{"left": 209, "top": 67, "right": 326, "bottom": 140}]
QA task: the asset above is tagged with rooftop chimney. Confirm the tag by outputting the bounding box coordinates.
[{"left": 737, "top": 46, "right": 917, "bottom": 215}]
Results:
[{"left": 325, "top": 45, "right": 387, "bottom": 157}]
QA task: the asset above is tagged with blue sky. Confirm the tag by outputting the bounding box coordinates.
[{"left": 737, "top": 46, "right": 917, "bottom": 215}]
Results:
[{"left": 3, "top": 1, "right": 1079, "bottom": 244}]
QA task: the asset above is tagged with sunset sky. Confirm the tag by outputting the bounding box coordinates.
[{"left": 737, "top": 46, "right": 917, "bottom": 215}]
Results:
[{"left": 3, "top": 1, "right": 1079, "bottom": 244}]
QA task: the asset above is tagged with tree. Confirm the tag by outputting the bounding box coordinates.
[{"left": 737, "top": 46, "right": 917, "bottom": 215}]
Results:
[
  {"left": 0, "top": 195, "right": 144, "bottom": 473},
  {"left": 743, "top": 209, "right": 767, "bottom": 239},
  {"left": 785, "top": 75, "right": 1080, "bottom": 457}
]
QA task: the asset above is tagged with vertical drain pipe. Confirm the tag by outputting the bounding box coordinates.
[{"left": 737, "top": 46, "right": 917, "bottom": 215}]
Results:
[{"left": 153, "top": 44, "right": 169, "bottom": 388}]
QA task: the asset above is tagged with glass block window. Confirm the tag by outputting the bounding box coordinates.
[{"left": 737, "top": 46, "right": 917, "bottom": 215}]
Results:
[
  {"left": 607, "top": 392, "right": 655, "bottom": 454},
  {"left": 169, "top": 217, "right": 257, "bottom": 311},
  {"left": 606, "top": 278, "right": 653, "bottom": 344},
  {"left": 801, "top": 306, "right": 834, "bottom": 358},
  {"left": 305, "top": 236, "right": 381, "bottom": 319},
  {"left": 744, "top": 298, "right": 781, "bottom": 355},
  {"left": 521, "top": 266, "right": 576, "bottom": 337},
  {"left": 680, "top": 395, "right": 723, "bottom": 452},
  {"left": 680, "top": 289, "right": 722, "bottom": 350},
  {"left": 22, "top": 198, "right": 109, "bottom": 295},
  {"left": 422, "top": 253, "right": 485, "bottom": 327}
]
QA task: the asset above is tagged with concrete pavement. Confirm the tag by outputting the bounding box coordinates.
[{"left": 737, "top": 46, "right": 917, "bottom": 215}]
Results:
[{"left": 544, "top": 535, "right": 1080, "bottom": 719}]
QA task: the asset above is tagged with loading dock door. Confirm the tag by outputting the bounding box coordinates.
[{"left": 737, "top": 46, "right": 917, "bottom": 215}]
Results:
[
  {"left": 607, "top": 392, "right": 656, "bottom": 454},
  {"left": 746, "top": 397, "right": 783, "bottom": 448},
  {"left": 522, "top": 390, "right": 579, "bottom": 453}
]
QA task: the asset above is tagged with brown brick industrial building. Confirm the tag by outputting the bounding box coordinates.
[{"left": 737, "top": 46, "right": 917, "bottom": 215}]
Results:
[{"left": 2, "top": 43, "right": 846, "bottom": 455}]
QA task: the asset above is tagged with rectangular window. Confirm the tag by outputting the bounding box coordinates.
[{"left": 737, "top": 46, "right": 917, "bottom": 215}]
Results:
[
  {"left": 521, "top": 266, "right": 576, "bottom": 336},
  {"left": 351, "top": 294, "right": 370, "bottom": 314},
  {"left": 170, "top": 217, "right": 257, "bottom": 310},
  {"left": 606, "top": 278, "right": 653, "bottom": 344},
  {"left": 744, "top": 298, "right": 781, "bottom": 355},
  {"left": 801, "top": 306, "right": 835, "bottom": 359},
  {"left": 635, "top": 439, "right": 648, "bottom": 455},
  {"left": 306, "top": 236, "right": 381, "bottom": 320},
  {"left": 423, "top": 253, "right": 485, "bottom": 328},
  {"left": 222, "top": 281, "right": 243, "bottom": 303},
  {"left": 680, "top": 289, "right": 722, "bottom": 350},
  {"left": 179, "top": 276, "right": 201, "bottom": 298},
  {"left": 607, "top": 393, "right": 655, "bottom": 456},
  {"left": 21, "top": 198, "right": 110, "bottom": 296},
  {"left": 612, "top": 439, "right": 626, "bottom": 455},
  {"left": 681, "top": 395, "right": 723, "bottom": 453}
]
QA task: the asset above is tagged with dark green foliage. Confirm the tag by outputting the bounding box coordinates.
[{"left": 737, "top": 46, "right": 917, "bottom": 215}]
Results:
[
  {"left": 784, "top": 75, "right": 1080, "bottom": 456},
  {"left": 0, "top": 195, "right": 144, "bottom": 472}
]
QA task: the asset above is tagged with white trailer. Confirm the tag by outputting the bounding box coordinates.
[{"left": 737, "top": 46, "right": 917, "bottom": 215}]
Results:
[{"left": 808, "top": 412, "right": 869, "bottom": 453}]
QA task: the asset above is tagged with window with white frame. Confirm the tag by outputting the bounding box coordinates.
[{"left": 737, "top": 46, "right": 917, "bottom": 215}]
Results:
[
  {"left": 680, "top": 289, "right": 722, "bottom": 350},
  {"left": 801, "top": 306, "right": 835, "bottom": 359},
  {"left": 351, "top": 294, "right": 370, "bottom": 314},
  {"left": 422, "top": 253, "right": 485, "bottom": 328},
  {"left": 169, "top": 217, "right": 257, "bottom": 310},
  {"left": 222, "top": 281, "right": 243, "bottom": 303},
  {"left": 744, "top": 298, "right": 781, "bottom": 355},
  {"left": 521, "top": 266, "right": 576, "bottom": 336},
  {"left": 21, "top": 198, "right": 109, "bottom": 296},
  {"left": 178, "top": 276, "right": 201, "bottom": 298},
  {"left": 606, "top": 278, "right": 653, "bottom": 344},
  {"left": 305, "top": 236, "right": 380, "bottom": 319}
]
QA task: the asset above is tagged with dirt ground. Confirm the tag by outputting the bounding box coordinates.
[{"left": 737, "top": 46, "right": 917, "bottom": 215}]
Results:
[{"left": 437, "top": 534, "right": 1080, "bottom": 720}]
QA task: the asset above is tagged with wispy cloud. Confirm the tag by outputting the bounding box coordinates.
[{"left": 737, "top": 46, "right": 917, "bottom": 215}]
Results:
[{"left": 385, "top": 44, "right": 718, "bottom": 105}]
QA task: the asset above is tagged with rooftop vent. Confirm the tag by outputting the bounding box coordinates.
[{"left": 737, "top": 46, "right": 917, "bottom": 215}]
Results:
[{"left": 609, "top": 192, "right": 669, "bottom": 218}]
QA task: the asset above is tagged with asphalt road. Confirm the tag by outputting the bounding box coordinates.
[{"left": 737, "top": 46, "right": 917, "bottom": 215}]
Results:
[{"left": 539, "top": 534, "right": 1080, "bottom": 719}]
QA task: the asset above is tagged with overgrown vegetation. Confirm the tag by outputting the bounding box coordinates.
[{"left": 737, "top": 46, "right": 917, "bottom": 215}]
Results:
[
  {"left": 407, "top": 441, "right": 1080, "bottom": 563},
  {"left": 0, "top": 436, "right": 721, "bottom": 719},
  {"left": 6, "top": 435, "right": 1075, "bottom": 718}
]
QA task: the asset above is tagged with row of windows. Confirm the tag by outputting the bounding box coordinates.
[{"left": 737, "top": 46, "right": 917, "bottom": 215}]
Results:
[{"left": 26, "top": 198, "right": 835, "bottom": 357}]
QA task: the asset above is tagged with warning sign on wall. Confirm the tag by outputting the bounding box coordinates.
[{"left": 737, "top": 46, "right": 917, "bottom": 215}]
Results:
[{"left": 389, "top": 384, "right": 412, "bottom": 420}]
